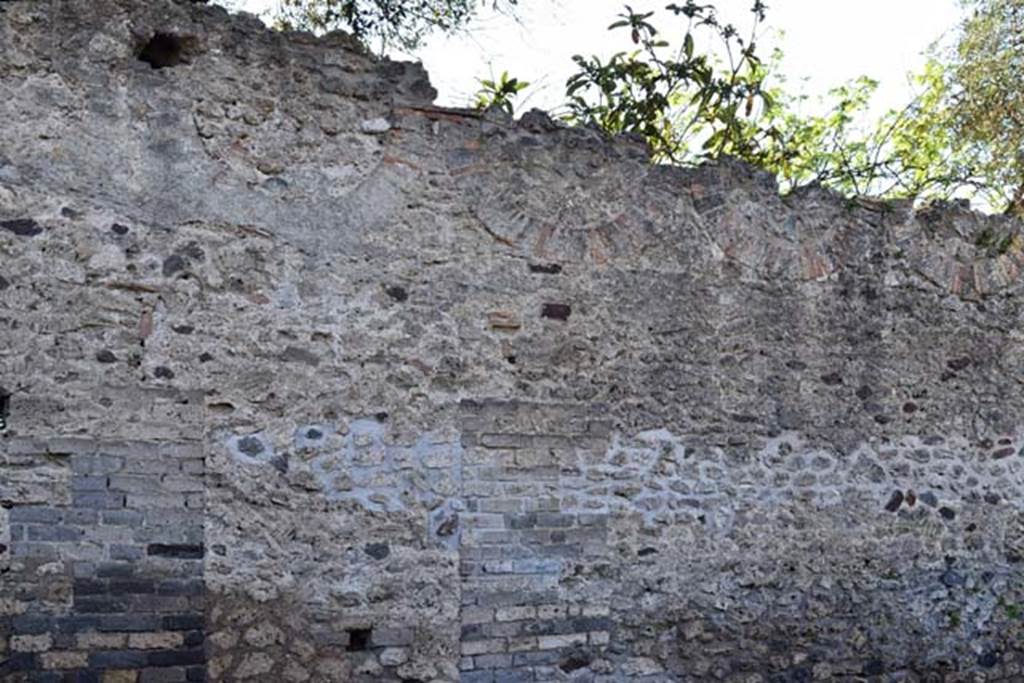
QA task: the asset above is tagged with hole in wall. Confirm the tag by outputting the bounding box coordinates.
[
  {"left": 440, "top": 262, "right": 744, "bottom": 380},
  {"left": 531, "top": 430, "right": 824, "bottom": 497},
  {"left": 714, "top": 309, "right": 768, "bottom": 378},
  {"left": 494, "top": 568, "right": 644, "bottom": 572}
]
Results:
[
  {"left": 0, "top": 386, "right": 9, "bottom": 432},
  {"left": 138, "top": 32, "right": 190, "bottom": 69},
  {"left": 384, "top": 285, "right": 408, "bottom": 302},
  {"left": 529, "top": 262, "right": 562, "bottom": 274},
  {"left": 559, "top": 652, "right": 591, "bottom": 673},
  {"left": 541, "top": 303, "right": 572, "bottom": 321},
  {"left": 347, "top": 628, "right": 371, "bottom": 652}
]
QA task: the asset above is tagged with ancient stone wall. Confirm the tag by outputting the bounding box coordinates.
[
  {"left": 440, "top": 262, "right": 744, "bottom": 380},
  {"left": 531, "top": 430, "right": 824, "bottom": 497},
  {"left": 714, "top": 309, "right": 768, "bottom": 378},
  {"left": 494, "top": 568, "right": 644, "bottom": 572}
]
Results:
[{"left": 1, "top": 1, "right": 1023, "bottom": 681}]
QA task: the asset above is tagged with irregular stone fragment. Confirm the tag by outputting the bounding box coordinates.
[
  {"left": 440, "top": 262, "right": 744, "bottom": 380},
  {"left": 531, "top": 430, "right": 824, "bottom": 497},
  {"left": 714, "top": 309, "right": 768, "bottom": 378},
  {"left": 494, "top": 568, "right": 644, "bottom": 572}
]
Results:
[
  {"left": 1, "top": 218, "right": 42, "bottom": 236},
  {"left": 361, "top": 117, "right": 391, "bottom": 134}
]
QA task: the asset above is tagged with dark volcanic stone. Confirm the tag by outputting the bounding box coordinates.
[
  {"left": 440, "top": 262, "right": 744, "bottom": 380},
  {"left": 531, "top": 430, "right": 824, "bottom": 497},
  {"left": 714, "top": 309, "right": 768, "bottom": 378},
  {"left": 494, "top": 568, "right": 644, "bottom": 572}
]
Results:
[
  {"left": 236, "top": 436, "right": 265, "bottom": 457},
  {"left": 163, "top": 254, "right": 186, "bottom": 276},
  {"left": 96, "top": 350, "right": 117, "bottom": 363},
  {"left": 884, "top": 490, "right": 904, "bottom": 512},
  {"left": 1, "top": 218, "right": 42, "bottom": 236},
  {"left": 364, "top": 542, "right": 390, "bottom": 560}
]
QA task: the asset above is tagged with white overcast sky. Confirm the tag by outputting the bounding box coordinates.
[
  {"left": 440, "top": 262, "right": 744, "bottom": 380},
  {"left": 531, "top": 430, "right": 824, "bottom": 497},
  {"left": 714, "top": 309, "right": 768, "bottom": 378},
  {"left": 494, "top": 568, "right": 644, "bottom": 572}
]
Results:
[{"left": 223, "top": 0, "right": 964, "bottom": 116}]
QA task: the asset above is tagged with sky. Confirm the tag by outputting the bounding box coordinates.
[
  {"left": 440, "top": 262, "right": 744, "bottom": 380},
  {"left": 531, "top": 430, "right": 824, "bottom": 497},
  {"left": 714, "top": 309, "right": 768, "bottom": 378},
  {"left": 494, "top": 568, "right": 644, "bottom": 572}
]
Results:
[{"left": 226, "top": 0, "right": 965, "bottom": 117}]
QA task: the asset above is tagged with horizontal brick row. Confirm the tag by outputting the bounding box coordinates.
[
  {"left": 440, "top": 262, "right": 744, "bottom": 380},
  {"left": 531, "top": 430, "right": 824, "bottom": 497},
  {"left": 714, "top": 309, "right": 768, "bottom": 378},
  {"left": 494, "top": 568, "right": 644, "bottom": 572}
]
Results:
[
  {"left": 461, "top": 615, "right": 613, "bottom": 642},
  {"left": 2, "top": 653, "right": 205, "bottom": 679},
  {"left": 461, "top": 511, "right": 606, "bottom": 530},
  {"left": 74, "top": 578, "right": 202, "bottom": 596},
  {"left": 12, "top": 613, "right": 203, "bottom": 634},
  {"left": 462, "top": 526, "right": 607, "bottom": 548}
]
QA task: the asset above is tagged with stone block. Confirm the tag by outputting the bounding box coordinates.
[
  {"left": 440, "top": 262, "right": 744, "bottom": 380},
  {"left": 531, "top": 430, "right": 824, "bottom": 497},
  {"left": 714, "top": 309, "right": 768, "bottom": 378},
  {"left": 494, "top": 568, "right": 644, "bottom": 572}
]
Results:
[
  {"left": 74, "top": 579, "right": 107, "bottom": 595},
  {"left": 108, "top": 475, "right": 163, "bottom": 494},
  {"left": 475, "top": 499, "right": 525, "bottom": 514},
  {"left": 73, "top": 492, "right": 127, "bottom": 509},
  {"left": 461, "top": 638, "right": 506, "bottom": 656},
  {"left": 11, "top": 633, "right": 53, "bottom": 652},
  {"left": 461, "top": 513, "right": 506, "bottom": 529},
  {"left": 162, "top": 615, "right": 203, "bottom": 632},
  {"left": 77, "top": 632, "right": 129, "bottom": 649},
  {"left": 492, "top": 668, "right": 533, "bottom": 683},
  {"left": 64, "top": 509, "right": 100, "bottom": 525},
  {"left": 473, "top": 653, "right": 513, "bottom": 669},
  {"left": 146, "top": 544, "right": 204, "bottom": 560},
  {"left": 71, "top": 475, "right": 110, "bottom": 492},
  {"left": 27, "top": 524, "right": 85, "bottom": 542},
  {"left": 110, "top": 544, "right": 145, "bottom": 560},
  {"left": 111, "top": 579, "right": 156, "bottom": 595},
  {"left": 511, "top": 650, "right": 562, "bottom": 666},
  {"left": 159, "top": 476, "right": 203, "bottom": 493},
  {"left": 126, "top": 493, "right": 188, "bottom": 510},
  {"left": 71, "top": 454, "right": 123, "bottom": 475},
  {"left": 462, "top": 607, "right": 495, "bottom": 625},
  {"left": 0, "top": 652, "right": 39, "bottom": 673},
  {"left": 156, "top": 580, "right": 203, "bottom": 597},
  {"left": 39, "top": 650, "right": 89, "bottom": 669},
  {"left": 495, "top": 606, "right": 535, "bottom": 622},
  {"left": 506, "top": 636, "right": 538, "bottom": 653},
  {"left": 480, "top": 434, "right": 525, "bottom": 449},
  {"left": 139, "top": 668, "right": 188, "bottom": 683},
  {"left": 89, "top": 650, "right": 149, "bottom": 668},
  {"left": 47, "top": 438, "right": 98, "bottom": 455},
  {"left": 145, "top": 647, "right": 204, "bottom": 667},
  {"left": 11, "top": 542, "right": 60, "bottom": 560},
  {"left": 75, "top": 595, "right": 131, "bottom": 614},
  {"left": 370, "top": 627, "right": 414, "bottom": 647},
  {"left": 102, "top": 671, "right": 140, "bottom": 683},
  {"left": 9, "top": 506, "right": 61, "bottom": 524},
  {"left": 3, "top": 437, "right": 48, "bottom": 455},
  {"left": 537, "top": 633, "right": 587, "bottom": 650},
  {"left": 120, "top": 459, "right": 180, "bottom": 476},
  {"left": 96, "top": 562, "right": 135, "bottom": 578},
  {"left": 96, "top": 615, "right": 163, "bottom": 633},
  {"left": 102, "top": 510, "right": 143, "bottom": 527},
  {"left": 52, "top": 616, "right": 102, "bottom": 634}
]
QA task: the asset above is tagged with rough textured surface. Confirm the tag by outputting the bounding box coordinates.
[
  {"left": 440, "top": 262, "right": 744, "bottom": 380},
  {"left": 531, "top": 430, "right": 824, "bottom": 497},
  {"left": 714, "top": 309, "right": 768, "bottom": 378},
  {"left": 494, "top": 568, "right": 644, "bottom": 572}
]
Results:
[{"left": 1, "top": 1, "right": 1024, "bottom": 681}]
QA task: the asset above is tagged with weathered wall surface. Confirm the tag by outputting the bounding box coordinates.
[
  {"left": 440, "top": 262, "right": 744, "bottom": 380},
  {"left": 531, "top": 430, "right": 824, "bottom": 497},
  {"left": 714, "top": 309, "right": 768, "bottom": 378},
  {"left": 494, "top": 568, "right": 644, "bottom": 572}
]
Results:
[{"left": 1, "top": 1, "right": 1023, "bottom": 681}]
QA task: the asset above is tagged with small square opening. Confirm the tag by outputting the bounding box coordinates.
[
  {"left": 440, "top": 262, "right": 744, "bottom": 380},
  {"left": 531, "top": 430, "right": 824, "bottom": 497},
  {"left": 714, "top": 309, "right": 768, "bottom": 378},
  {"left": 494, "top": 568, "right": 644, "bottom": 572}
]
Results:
[{"left": 347, "top": 627, "right": 371, "bottom": 652}]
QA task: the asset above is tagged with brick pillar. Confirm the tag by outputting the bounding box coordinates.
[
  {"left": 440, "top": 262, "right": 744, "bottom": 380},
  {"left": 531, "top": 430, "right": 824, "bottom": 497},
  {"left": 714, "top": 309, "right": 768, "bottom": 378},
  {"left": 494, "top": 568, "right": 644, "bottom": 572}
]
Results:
[
  {"left": 457, "top": 400, "right": 613, "bottom": 683},
  {"left": 1, "top": 437, "right": 205, "bottom": 681}
]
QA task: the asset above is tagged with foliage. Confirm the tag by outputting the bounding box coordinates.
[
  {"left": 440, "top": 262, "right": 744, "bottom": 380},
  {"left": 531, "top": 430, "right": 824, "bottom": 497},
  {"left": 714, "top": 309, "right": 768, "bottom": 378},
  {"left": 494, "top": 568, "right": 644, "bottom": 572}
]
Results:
[
  {"left": 944, "top": 0, "right": 1024, "bottom": 213},
  {"left": 557, "top": 0, "right": 1024, "bottom": 214},
  {"left": 272, "top": 0, "right": 517, "bottom": 52},
  {"left": 473, "top": 71, "right": 530, "bottom": 116},
  {"left": 747, "top": 61, "right": 984, "bottom": 200},
  {"left": 562, "top": 1, "right": 771, "bottom": 163}
]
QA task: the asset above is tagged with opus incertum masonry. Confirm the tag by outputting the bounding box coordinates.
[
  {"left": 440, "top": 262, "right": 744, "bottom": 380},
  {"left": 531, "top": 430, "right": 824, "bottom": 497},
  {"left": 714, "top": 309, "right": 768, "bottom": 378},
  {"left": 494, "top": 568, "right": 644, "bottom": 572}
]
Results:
[{"left": 1, "top": 1, "right": 1023, "bottom": 681}]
